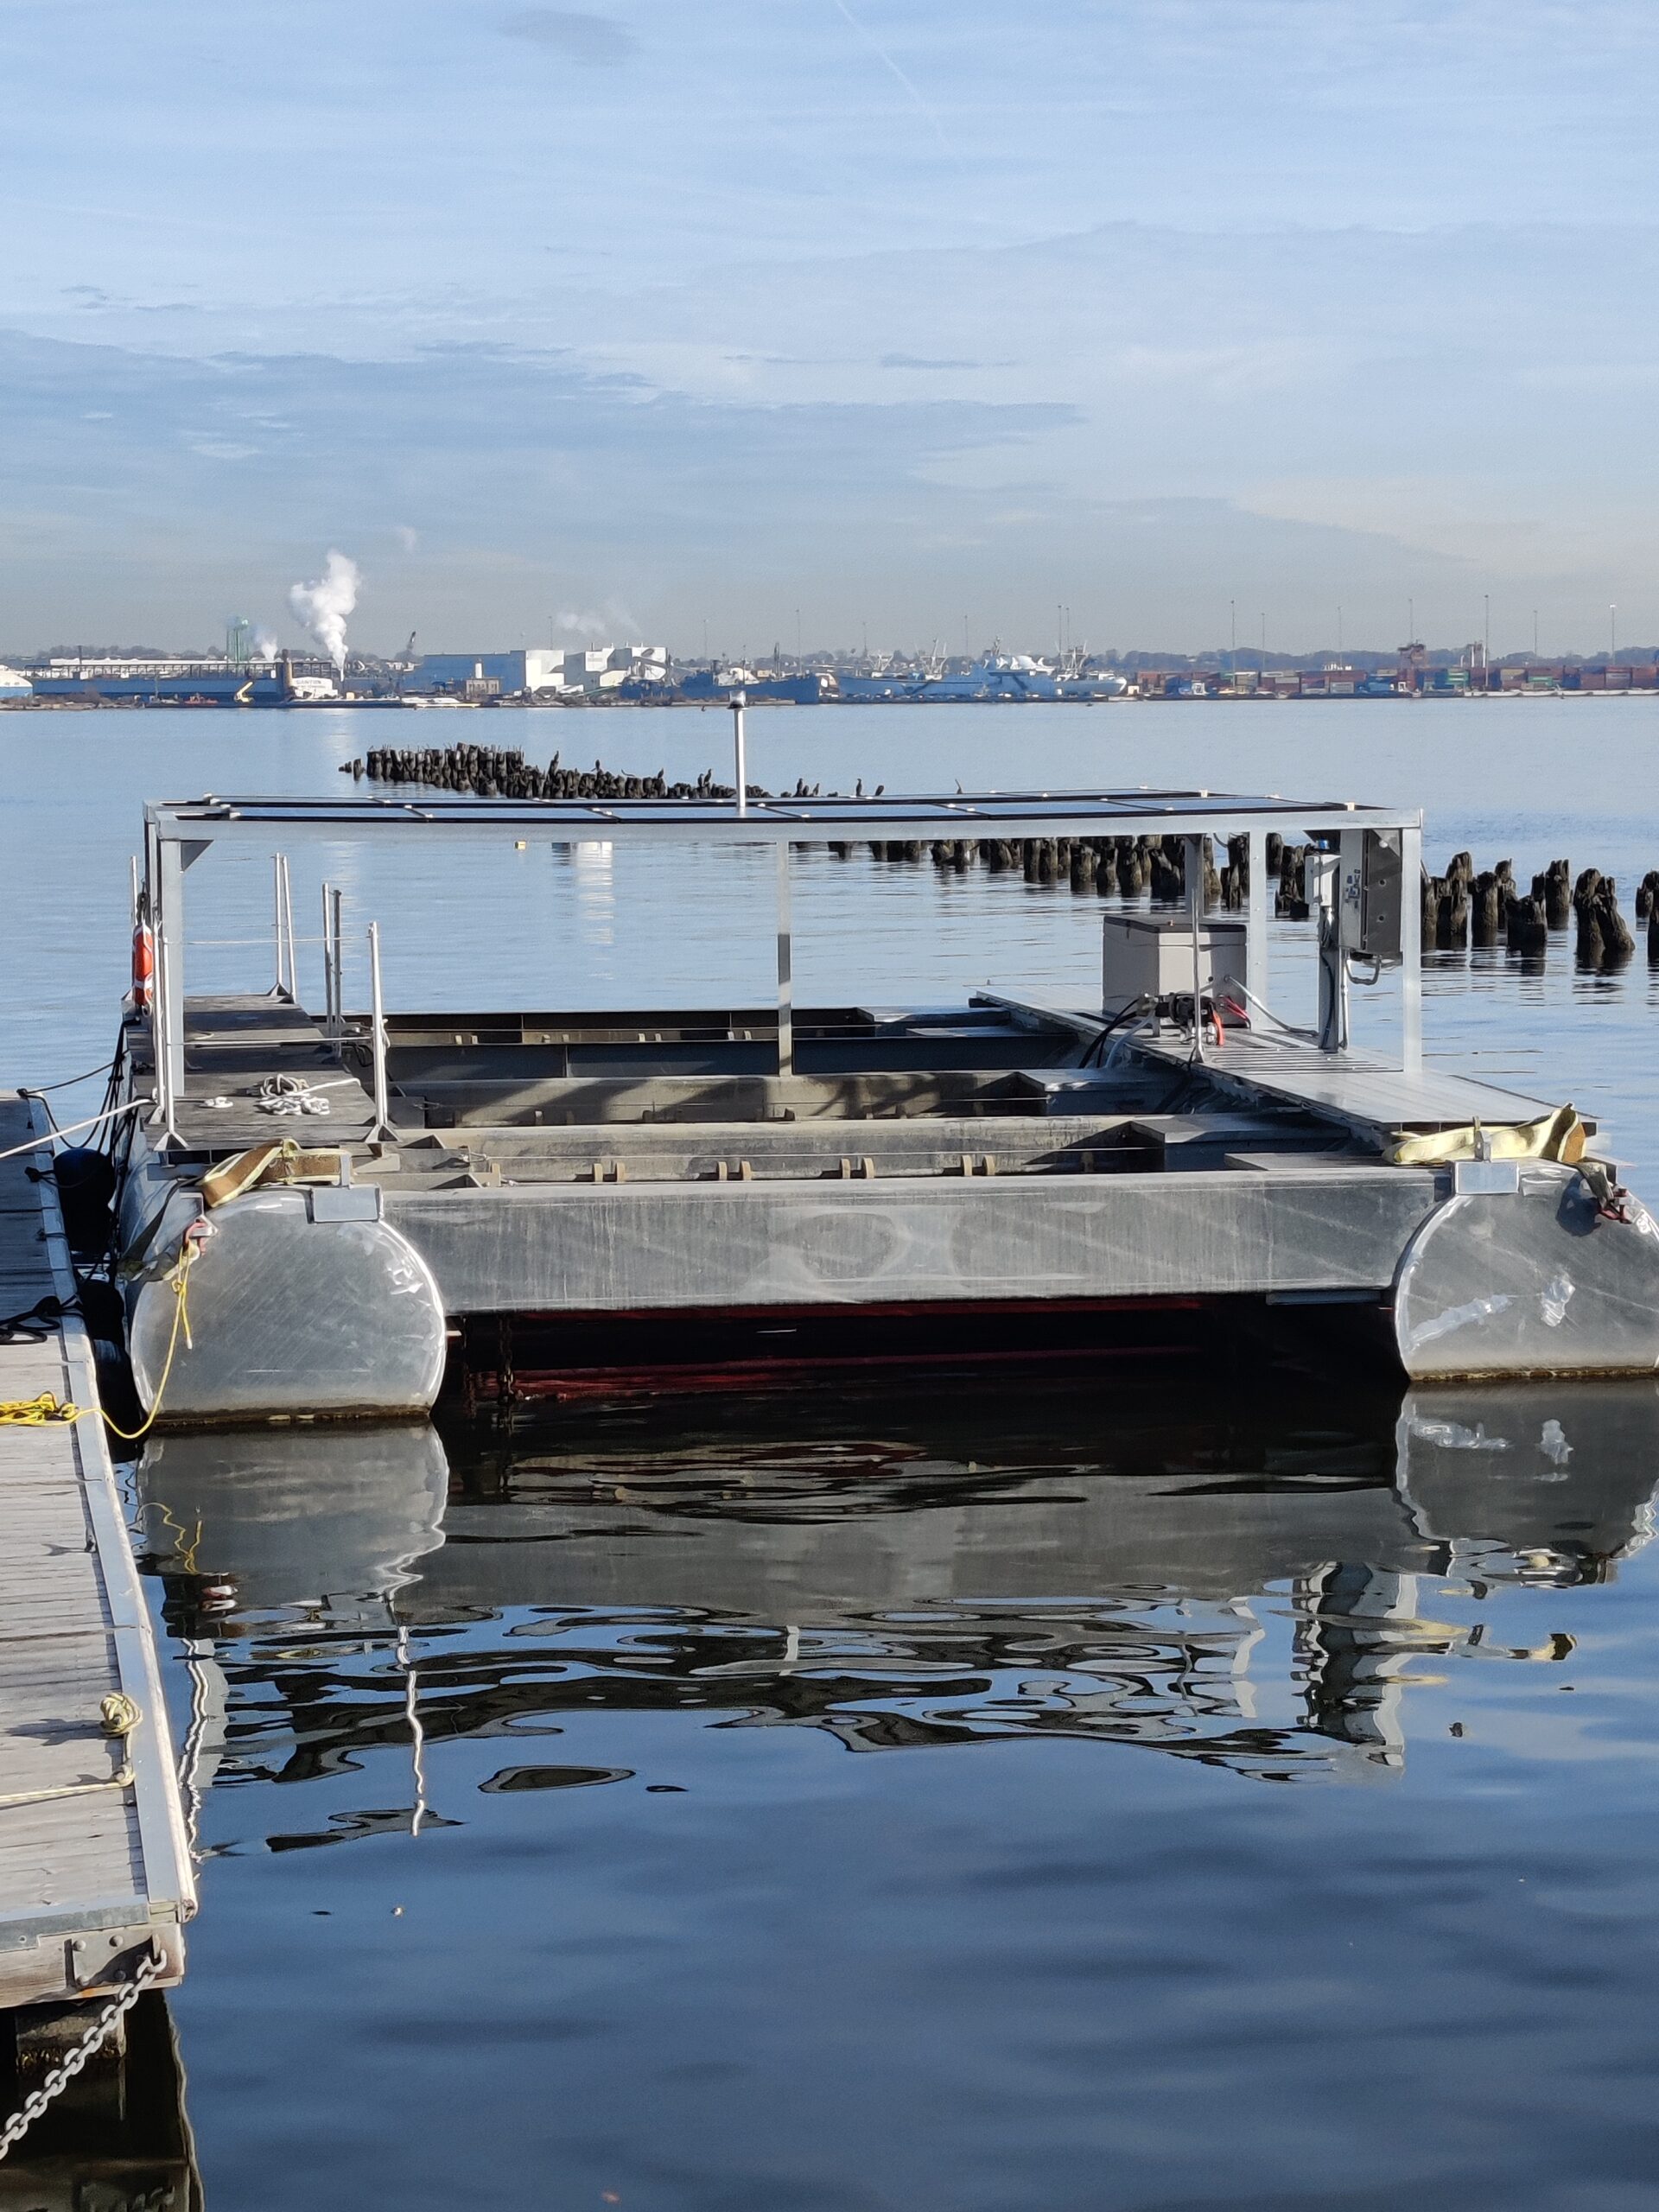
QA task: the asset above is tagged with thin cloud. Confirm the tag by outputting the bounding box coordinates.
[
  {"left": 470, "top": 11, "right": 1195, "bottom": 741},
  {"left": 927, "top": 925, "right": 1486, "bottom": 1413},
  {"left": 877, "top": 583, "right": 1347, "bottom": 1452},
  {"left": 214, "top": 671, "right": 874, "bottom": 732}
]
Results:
[
  {"left": 830, "top": 0, "right": 950, "bottom": 154},
  {"left": 499, "top": 8, "right": 634, "bottom": 66}
]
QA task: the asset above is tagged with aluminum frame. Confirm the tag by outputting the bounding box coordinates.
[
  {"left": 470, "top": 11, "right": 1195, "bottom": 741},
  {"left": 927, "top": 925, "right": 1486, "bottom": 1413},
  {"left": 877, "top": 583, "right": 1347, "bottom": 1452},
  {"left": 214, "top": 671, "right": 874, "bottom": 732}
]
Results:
[{"left": 141, "top": 786, "right": 1425, "bottom": 1137}]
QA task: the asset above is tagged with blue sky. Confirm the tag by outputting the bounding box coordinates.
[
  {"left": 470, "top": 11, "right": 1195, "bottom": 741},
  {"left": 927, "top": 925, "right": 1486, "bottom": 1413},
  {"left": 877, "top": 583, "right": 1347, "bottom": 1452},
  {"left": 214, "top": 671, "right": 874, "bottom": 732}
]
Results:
[{"left": 3, "top": 0, "right": 1658, "bottom": 657}]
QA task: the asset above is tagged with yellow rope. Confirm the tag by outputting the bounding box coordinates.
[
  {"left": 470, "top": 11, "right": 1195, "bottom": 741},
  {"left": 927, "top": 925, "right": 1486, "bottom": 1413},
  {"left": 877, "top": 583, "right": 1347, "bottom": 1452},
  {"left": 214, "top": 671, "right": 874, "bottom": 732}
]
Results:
[{"left": 0, "top": 1241, "right": 198, "bottom": 1440}]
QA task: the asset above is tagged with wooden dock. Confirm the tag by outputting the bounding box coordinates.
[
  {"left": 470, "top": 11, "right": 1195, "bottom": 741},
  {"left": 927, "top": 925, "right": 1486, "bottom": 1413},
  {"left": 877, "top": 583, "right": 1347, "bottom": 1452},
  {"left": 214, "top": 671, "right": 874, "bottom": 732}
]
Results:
[{"left": 0, "top": 1095, "right": 194, "bottom": 2012}]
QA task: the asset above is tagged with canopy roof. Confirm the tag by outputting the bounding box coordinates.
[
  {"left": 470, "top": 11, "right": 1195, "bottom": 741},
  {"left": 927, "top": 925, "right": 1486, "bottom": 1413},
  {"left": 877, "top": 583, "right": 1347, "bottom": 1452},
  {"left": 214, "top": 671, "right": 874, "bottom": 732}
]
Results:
[{"left": 147, "top": 785, "right": 1419, "bottom": 848}]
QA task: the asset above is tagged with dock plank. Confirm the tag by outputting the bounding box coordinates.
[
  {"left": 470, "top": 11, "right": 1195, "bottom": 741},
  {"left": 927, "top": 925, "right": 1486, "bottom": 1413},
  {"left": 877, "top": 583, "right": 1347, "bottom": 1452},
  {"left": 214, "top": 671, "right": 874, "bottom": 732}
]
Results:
[{"left": 0, "top": 1095, "right": 194, "bottom": 2009}]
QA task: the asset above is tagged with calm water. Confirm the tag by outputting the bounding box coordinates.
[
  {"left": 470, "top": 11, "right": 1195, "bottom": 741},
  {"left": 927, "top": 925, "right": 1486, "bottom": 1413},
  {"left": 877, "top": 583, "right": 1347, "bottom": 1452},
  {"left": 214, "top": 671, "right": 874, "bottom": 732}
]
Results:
[{"left": 6, "top": 700, "right": 1659, "bottom": 2208}]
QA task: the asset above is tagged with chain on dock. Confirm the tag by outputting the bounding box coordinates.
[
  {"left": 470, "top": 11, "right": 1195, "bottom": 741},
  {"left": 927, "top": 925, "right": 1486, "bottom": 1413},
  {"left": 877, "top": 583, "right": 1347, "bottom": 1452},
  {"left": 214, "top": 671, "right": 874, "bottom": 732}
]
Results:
[{"left": 0, "top": 1946, "right": 163, "bottom": 2162}]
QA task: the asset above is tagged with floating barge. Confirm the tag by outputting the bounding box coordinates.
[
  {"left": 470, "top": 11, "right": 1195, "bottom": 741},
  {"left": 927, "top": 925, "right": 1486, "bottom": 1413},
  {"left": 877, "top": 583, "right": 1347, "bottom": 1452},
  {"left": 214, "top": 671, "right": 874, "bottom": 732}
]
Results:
[{"left": 111, "top": 785, "right": 1659, "bottom": 1422}]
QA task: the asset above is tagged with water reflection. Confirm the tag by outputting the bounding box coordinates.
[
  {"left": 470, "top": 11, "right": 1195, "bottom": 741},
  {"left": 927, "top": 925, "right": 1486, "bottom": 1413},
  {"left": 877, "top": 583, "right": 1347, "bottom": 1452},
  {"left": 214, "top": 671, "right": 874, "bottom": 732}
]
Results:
[
  {"left": 136, "top": 1370, "right": 1659, "bottom": 1816},
  {"left": 0, "top": 1993, "right": 200, "bottom": 2210}
]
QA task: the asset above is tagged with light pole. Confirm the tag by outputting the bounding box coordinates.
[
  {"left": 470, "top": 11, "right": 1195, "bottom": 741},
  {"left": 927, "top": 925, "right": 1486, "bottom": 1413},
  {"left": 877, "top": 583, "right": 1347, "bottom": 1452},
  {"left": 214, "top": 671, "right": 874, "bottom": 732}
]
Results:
[
  {"left": 1337, "top": 605, "right": 1343, "bottom": 659},
  {"left": 1260, "top": 612, "right": 1267, "bottom": 663},
  {"left": 1611, "top": 604, "right": 1618, "bottom": 664},
  {"left": 730, "top": 690, "right": 747, "bottom": 818},
  {"left": 1484, "top": 593, "right": 1490, "bottom": 667}
]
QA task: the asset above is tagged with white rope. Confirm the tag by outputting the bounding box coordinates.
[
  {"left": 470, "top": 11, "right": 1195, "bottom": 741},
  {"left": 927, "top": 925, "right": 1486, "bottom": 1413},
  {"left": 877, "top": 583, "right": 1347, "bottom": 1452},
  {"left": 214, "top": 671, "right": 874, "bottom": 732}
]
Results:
[
  {"left": 252, "top": 1073, "right": 355, "bottom": 1117},
  {"left": 0, "top": 1097, "right": 147, "bottom": 1165}
]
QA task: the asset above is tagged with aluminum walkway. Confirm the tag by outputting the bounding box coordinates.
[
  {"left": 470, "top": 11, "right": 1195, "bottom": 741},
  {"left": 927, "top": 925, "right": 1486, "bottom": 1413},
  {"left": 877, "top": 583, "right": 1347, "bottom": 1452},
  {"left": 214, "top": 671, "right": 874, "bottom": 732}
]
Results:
[{"left": 0, "top": 1096, "right": 194, "bottom": 2012}]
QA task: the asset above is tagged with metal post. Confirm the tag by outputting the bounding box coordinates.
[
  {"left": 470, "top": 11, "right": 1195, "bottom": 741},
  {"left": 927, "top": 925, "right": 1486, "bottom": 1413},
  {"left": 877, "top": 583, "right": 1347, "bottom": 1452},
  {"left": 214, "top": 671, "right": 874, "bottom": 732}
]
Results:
[
  {"left": 321, "top": 883, "right": 334, "bottom": 1033},
  {"left": 1245, "top": 826, "right": 1268, "bottom": 1011},
  {"left": 731, "top": 691, "right": 747, "bottom": 818},
  {"left": 280, "top": 855, "right": 296, "bottom": 1000},
  {"left": 272, "top": 855, "right": 284, "bottom": 992},
  {"left": 1399, "top": 820, "right": 1423, "bottom": 1075},
  {"left": 129, "top": 854, "right": 140, "bottom": 930},
  {"left": 329, "top": 886, "right": 345, "bottom": 1048},
  {"left": 367, "top": 922, "right": 391, "bottom": 1137},
  {"left": 156, "top": 836, "right": 186, "bottom": 1137},
  {"left": 1185, "top": 835, "right": 1205, "bottom": 1063},
  {"left": 776, "top": 840, "right": 793, "bottom": 1078}
]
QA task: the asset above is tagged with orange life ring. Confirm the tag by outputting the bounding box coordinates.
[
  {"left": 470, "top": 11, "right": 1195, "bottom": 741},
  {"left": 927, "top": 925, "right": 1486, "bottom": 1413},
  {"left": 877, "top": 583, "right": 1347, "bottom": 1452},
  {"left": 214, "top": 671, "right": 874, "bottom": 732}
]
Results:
[{"left": 131, "top": 922, "right": 155, "bottom": 1010}]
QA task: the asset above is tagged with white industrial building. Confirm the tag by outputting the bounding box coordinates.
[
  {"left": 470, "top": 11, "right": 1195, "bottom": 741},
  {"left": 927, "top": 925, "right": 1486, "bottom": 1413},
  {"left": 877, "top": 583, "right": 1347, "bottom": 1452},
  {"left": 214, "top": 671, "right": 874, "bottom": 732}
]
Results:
[{"left": 416, "top": 645, "right": 669, "bottom": 697}]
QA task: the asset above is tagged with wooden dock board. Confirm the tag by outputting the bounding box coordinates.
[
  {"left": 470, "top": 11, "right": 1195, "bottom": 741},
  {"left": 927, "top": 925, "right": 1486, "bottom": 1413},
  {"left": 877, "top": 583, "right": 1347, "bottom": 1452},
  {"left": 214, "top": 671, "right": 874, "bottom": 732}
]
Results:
[{"left": 0, "top": 1096, "right": 194, "bottom": 2011}]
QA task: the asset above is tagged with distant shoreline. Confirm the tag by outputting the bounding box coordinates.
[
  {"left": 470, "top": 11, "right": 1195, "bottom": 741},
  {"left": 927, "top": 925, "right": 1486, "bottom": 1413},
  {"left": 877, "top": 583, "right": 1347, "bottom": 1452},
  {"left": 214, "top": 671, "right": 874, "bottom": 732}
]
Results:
[{"left": 0, "top": 688, "right": 1631, "bottom": 713}]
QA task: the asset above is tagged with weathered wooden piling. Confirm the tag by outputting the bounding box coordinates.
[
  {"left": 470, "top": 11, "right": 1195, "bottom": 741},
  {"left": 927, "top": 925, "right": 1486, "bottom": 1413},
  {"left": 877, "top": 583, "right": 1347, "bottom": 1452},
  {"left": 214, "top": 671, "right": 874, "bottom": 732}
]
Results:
[
  {"left": 1574, "top": 868, "right": 1635, "bottom": 966},
  {"left": 1471, "top": 872, "right": 1502, "bottom": 945},
  {"left": 1506, "top": 894, "right": 1549, "bottom": 954}
]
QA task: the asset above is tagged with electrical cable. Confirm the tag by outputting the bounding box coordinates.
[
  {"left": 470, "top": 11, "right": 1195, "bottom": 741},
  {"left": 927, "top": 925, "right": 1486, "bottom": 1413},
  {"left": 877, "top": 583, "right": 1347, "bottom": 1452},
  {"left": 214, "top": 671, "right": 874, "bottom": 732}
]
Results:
[{"left": 22, "top": 1058, "right": 116, "bottom": 1094}]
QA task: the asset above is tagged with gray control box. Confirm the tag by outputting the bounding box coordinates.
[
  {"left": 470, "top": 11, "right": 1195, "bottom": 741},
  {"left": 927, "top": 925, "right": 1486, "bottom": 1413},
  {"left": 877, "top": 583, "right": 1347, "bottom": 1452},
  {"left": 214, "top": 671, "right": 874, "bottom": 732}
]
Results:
[
  {"left": 1338, "top": 828, "right": 1404, "bottom": 962},
  {"left": 1102, "top": 914, "right": 1249, "bottom": 1015}
]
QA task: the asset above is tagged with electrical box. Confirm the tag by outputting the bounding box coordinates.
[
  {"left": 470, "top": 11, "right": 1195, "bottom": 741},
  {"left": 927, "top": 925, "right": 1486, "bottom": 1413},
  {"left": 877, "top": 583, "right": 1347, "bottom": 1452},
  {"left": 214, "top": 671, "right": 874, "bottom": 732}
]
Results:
[
  {"left": 1102, "top": 913, "right": 1249, "bottom": 1016},
  {"left": 1338, "top": 829, "right": 1403, "bottom": 962}
]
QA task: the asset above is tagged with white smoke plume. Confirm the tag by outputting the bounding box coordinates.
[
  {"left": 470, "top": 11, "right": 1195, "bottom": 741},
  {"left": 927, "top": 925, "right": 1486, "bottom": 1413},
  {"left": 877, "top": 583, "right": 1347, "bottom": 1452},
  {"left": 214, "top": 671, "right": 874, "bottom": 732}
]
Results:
[
  {"left": 557, "top": 596, "right": 639, "bottom": 641},
  {"left": 289, "top": 550, "right": 361, "bottom": 669},
  {"left": 253, "top": 626, "right": 279, "bottom": 662}
]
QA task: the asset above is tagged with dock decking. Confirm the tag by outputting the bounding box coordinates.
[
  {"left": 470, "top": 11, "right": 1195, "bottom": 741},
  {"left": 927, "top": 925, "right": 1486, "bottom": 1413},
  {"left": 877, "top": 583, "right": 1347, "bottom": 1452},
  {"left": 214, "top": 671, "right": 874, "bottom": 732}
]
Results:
[{"left": 0, "top": 1096, "right": 194, "bottom": 2011}]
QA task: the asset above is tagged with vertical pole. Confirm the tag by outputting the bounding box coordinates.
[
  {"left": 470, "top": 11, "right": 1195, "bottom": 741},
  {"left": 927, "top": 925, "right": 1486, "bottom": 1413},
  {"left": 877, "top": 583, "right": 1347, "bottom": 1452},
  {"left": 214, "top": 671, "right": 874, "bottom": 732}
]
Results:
[
  {"left": 1399, "top": 821, "right": 1423, "bottom": 1075},
  {"left": 368, "top": 923, "right": 391, "bottom": 1136},
  {"left": 156, "top": 836, "right": 186, "bottom": 1137},
  {"left": 321, "top": 883, "right": 332, "bottom": 1028},
  {"left": 731, "top": 690, "right": 747, "bottom": 817},
  {"left": 129, "top": 854, "right": 140, "bottom": 930},
  {"left": 280, "top": 855, "right": 296, "bottom": 999},
  {"left": 776, "top": 839, "right": 793, "bottom": 1078},
  {"left": 330, "top": 886, "right": 345, "bottom": 1047},
  {"left": 1185, "top": 834, "right": 1205, "bottom": 1063},
  {"left": 272, "top": 855, "right": 284, "bottom": 992},
  {"left": 1246, "top": 825, "right": 1268, "bottom": 1011}
]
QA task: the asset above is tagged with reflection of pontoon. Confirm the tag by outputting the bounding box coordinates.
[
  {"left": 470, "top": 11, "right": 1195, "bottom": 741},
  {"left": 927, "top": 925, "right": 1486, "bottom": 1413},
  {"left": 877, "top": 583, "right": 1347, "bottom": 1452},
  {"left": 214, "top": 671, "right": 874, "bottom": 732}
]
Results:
[
  {"left": 137, "top": 1377, "right": 1659, "bottom": 1788},
  {"left": 112, "top": 780, "right": 1659, "bottom": 1421}
]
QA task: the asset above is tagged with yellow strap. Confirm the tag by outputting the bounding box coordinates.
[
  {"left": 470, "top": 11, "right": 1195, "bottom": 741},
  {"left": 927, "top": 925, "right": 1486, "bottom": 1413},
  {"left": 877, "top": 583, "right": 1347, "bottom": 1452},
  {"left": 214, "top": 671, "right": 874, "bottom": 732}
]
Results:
[{"left": 1388, "top": 1103, "right": 1586, "bottom": 1168}]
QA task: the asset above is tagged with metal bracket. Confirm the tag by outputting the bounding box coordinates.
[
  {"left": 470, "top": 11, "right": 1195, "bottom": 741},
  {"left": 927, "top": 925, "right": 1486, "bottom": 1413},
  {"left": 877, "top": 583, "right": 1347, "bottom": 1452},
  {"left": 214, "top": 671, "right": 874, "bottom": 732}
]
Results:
[{"left": 1453, "top": 1158, "right": 1522, "bottom": 1197}]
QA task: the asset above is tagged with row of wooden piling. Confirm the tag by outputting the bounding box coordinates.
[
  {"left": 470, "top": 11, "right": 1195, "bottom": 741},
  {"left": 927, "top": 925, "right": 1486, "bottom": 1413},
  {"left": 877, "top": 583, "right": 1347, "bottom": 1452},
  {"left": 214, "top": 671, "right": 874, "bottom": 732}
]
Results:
[
  {"left": 349, "top": 744, "right": 754, "bottom": 803},
  {"left": 350, "top": 747, "right": 1659, "bottom": 964},
  {"left": 834, "top": 830, "right": 1318, "bottom": 914},
  {"left": 1425, "top": 851, "right": 1659, "bottom": 965}
]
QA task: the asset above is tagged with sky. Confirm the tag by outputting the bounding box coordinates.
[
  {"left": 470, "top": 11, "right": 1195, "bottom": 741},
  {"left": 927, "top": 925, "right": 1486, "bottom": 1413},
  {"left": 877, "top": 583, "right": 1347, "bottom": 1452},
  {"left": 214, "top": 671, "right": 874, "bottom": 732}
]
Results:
[{"left": 3, "top": 0, "right": 1659, "bottom": 659}]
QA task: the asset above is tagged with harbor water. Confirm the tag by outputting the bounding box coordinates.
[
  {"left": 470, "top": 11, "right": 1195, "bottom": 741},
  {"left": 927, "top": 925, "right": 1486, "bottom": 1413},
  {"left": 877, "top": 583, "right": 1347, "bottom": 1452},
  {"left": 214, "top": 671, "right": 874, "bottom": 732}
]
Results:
[{"left": 5, "top": 701, "right": 1659, "bottom": 2208}]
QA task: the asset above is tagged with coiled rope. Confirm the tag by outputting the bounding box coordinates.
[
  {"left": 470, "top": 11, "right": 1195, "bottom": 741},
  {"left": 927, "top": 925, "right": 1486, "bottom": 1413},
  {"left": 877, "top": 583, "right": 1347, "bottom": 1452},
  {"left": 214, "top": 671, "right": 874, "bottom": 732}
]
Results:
[{"left": 0, "top": 1694, "right": 143, "bottom": 1812}]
